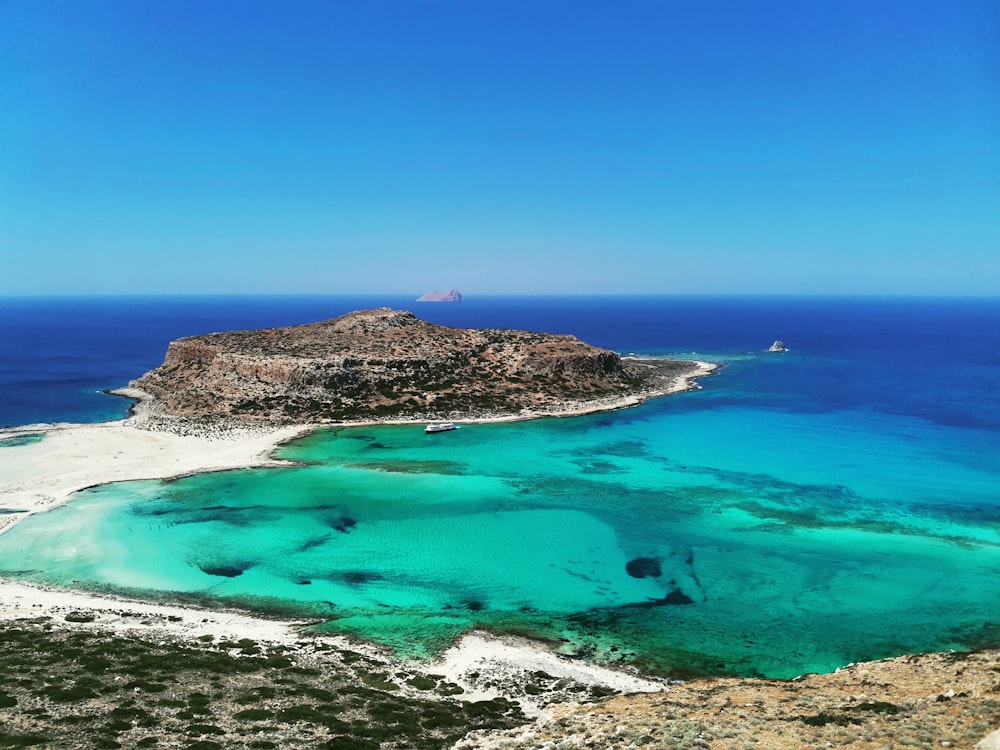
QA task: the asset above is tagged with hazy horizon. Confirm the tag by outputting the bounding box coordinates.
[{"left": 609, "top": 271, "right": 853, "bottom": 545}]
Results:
[{"left": 5, "top": 291, "right": 1000, "bottom": 300}]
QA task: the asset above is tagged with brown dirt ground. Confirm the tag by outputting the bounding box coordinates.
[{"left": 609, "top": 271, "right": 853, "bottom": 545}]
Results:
[{"left": 456, "top": 649, "right": 1000, "bottom": 749}]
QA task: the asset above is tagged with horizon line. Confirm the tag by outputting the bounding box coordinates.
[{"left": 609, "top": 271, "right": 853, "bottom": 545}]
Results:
[{"left": 2, "top": 292, "right": 998, "bottom": 301}]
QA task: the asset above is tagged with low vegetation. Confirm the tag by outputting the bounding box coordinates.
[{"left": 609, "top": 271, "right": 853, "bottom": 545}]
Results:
[
  {"left": 0, "top": 619, "right": 525, "bottom": 749},
  {"left": 454, "top": 649, "right": 1000, "bottom": 749},
  {"left": 3, "top": 616, "right": 999, "bottom": 749}
]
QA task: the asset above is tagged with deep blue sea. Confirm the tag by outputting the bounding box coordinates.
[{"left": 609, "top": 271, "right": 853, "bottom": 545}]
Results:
[
  {"left": 1, "top": 295, "right": 998, "bottom": 677},
  {"left": 4, "top": 295, "right": 998, "bottom": 431}
]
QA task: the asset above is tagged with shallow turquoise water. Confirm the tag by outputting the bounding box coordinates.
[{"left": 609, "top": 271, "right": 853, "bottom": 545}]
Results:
[
  {"left": 0, "top": 433, "right": 45, "bottom": 448},
  {"left": 1, "top": 367, "right": 997, "bottom": 678}
]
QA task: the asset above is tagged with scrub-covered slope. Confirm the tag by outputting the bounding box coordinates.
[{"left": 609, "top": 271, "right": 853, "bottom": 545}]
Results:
[{"left": 129, "top": 308, "right": 702, "bottom": 424}]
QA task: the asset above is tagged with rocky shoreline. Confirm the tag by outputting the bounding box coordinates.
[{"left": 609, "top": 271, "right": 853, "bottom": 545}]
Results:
[{"left": 108, "top": 356, "right": 717, "bottom": 438}]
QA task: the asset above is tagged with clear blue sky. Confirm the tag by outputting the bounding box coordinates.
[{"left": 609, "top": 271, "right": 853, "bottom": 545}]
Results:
[{"left": 1, "top": 0, "right": 997, "bottom": 295}]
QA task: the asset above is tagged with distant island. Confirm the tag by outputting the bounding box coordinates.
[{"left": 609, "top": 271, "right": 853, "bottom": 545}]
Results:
[
  {"left": 124, "top": 308, "right": 715, "bottom": 426},
  {"left": 416, "top": 289, "right": 463, "bottom": 302}
]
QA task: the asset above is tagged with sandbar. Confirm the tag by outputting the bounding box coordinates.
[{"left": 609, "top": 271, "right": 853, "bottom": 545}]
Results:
[{"left": 0, "top": 419, "right": 313, "bottom": 532}]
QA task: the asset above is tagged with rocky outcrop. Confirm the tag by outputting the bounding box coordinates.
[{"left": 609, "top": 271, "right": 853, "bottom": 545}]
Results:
[
  {"left": 129, "top": 308, "right": 695, "bottom": 424},
  {"left": 457, "top": 648, "right": 1000, "bottom": 750},
  {"left": 416, "top": 290, "right": 463, "bottom": 302},
  {"left": 767, "top": 340, "right": 787, "bottom": 352}
]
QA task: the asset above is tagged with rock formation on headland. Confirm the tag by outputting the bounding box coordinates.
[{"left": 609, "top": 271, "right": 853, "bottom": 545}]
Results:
[
  {"left": 416, "top": 289, "right": 463, "bottom": 302},
  {"left": 128, "top": 308, "right": 703, "bottom": 424}
]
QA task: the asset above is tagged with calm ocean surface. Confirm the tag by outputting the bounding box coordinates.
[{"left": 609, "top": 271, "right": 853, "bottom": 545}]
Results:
[{"left": 1, "top": 295, "right": 998, "bottom": 678}]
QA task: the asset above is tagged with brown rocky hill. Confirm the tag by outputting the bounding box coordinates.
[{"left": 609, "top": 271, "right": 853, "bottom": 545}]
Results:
[
  {"left": 456, "top": 649, "right": 1000, "bottom": 749},
  {"left": 129, "top": 308, "right": 701, "bottom": 424}
]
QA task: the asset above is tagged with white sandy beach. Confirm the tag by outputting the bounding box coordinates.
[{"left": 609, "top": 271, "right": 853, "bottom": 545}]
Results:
[{"left": 0, "top": 418, "right": 313, "bottom": 532}]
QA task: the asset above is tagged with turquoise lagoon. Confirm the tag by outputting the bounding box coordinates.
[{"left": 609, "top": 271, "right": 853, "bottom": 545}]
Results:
[{"left": 1, "top": 372, "right": 997, "bottom": 678}]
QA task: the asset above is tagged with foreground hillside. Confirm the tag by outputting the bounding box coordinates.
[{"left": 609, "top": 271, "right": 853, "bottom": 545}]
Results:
[
  {"left": 1, "top": 613, "right": 997, "bottom": 749},
  {"left": 0, "top": 617, "right": 524, "bottom": 749},
  {"left": 128, "top": 308, "right": 704, "bottom": 424},
  {"left": 458, "top": 649, "right": 1000, "bottom": 749}
]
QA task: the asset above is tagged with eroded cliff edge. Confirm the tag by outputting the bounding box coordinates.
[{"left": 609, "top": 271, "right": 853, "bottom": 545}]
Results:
[{"left": 127, "top": 308, "right": 711, "bottom": 425}]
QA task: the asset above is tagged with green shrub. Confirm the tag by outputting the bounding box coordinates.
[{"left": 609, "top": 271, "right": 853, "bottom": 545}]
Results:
[{"left": 64, "top": 612, "right": 96, "bottom": 623}]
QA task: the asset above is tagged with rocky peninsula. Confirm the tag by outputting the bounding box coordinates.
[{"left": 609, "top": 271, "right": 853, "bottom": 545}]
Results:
[{"left": 126, "top": 308, "right": 714, "bottom": 427}]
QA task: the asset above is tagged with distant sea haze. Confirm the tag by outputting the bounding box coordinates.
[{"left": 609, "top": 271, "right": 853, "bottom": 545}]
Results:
[{"left": 1, "top": 295, "right": 998, "bottom": 677}]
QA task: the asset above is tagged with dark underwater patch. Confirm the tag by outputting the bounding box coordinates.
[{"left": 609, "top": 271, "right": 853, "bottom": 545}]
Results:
[
  {"left": 663, "top": 588, "right": 695, "bottom": 605},
  {"left": 735, "top": 499, "right": 981, "bottom": 547},
  {"left": 343, "top": 433, "right": 376, "bottom": 442},
  {"left": 947, "top": 621, "right": 1000, "bottom": 651},
  {"left": 683, "top": 463, "right": 867, "bottom": 515},
  {"left": 197, "top": 562, "right": 252, "bottom": 578},
  {"left": 332, "top": 516, "right": 356, "bottom": 533},
  {"left": 342, "top": 571, "right": 382, "bottom": 585},
  {"left": 297, "top": 534, "right": 332, "bottom": 552},
  {"left": 587, "top": 440, "right": 651, "bottom": 459},
  {"left": 572, "top": 459, "right": 626, "bottom": 475},
  {"left": 194, "top": 510, "right": 265, "bottom": 527},
  {"left": 129, "top": 502, "right": 176, "bottom": 518},
  {"left": 625, "top": 557, "right": 662, "bottom": 578},
  {"left": 624, "top": 587, "right": 695, "bottom": 609},
  {"left": 911, "top": 501, "right": 1000, "bottom": 525},
  {"left": 344, "top": 459, "right": 467, "bottom": 475},
  {"left": 134, "top": 503, "right": 280, "bottom": 528},
  {"left": 0, "top": 568, "right": 41, "bottom": 577},
  {"left": 317, "top": 509, "right": 358, "bottom": 533}
]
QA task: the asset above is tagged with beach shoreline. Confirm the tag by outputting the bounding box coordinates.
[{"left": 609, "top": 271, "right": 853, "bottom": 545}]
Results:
[
  {"left": 5, "top": 576, "right": 998, "bottom": 748},
  {"left": 0, "top": 578, "right": 665, "bottom": 716},
  {"left": 0, "top": 358, "right": 718, "bottom": 533}
]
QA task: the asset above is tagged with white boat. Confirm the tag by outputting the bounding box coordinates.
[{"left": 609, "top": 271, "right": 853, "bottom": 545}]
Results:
[{"left": 425, "top": 422, "right": 460, "bottom": 433}]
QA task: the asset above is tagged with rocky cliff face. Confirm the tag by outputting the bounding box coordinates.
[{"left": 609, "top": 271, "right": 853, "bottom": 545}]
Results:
[{"left": 129, "top": 308, "right": 662, "bottom": 423}]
